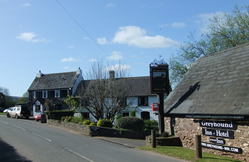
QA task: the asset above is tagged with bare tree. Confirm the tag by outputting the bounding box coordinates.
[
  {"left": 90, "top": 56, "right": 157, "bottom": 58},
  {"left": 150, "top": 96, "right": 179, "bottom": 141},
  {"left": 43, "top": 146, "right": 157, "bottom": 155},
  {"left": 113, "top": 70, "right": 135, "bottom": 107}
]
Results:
[
  {"left": 82, "top": 61, "right": 131, "bottom": 122},
  {"left": 0, "top": 87, "right": 10, "bottom": 96}
]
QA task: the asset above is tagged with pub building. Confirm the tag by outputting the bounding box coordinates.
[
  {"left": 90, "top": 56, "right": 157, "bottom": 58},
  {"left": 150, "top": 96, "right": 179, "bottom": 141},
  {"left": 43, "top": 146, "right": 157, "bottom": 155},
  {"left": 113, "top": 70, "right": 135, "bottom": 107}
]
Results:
[{"left": 163, "top": 43, "right": 249, "bottom": 161}]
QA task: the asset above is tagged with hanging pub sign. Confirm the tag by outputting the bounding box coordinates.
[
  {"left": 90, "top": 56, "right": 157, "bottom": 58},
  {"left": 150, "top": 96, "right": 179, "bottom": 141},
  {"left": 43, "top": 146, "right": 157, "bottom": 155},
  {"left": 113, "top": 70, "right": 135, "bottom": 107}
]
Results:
[
  {"left": 202, "top": 128, "right": 234, "bottom": 139},
  {"left": 150, "top": 63, "right": 169, "bottom": 94}
]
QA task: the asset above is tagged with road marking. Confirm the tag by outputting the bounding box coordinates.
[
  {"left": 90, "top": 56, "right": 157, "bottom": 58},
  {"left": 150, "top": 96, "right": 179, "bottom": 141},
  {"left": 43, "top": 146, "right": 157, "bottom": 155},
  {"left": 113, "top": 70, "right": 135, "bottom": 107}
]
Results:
[
  {"left": 32, "top": 132, "right": 52, "bottom": 142},
  {"left": 0, "top": 121, "right": 8, "bottom": 124},
  {"left": 13, "top": 125, "right": 26, "bottom": 131},
  {"left": 64, "top": 147, "right": 94, "bottom": 162}
]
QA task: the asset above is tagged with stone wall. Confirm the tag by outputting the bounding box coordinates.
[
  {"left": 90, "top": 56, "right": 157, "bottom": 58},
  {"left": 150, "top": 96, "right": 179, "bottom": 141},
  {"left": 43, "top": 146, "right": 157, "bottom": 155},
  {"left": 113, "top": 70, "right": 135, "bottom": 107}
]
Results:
[
  {"left": 145, "top": 136, "right": 182, "bottom": 147},
  {"left": 46, "top": 120, "right": 149, "bottom": 139},
  {"left": 164, "top": 117, "right": 249, "bottom": 161}
]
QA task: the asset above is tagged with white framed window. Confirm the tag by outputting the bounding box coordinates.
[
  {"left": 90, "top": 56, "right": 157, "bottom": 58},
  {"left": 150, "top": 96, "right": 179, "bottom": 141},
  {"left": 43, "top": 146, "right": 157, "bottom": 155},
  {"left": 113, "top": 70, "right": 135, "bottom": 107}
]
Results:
[
  {"left": 55, "top": 90, "right": 60, "bottom": 97},
  {"left": 42, "top": 91, "right": 47, "bottom": 98}
]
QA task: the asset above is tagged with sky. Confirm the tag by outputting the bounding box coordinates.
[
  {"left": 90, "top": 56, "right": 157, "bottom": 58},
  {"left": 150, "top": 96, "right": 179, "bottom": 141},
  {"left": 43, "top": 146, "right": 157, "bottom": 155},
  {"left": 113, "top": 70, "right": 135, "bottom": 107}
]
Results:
[{"left": 0, "top": 0, "right": 248, "bottom": 97}]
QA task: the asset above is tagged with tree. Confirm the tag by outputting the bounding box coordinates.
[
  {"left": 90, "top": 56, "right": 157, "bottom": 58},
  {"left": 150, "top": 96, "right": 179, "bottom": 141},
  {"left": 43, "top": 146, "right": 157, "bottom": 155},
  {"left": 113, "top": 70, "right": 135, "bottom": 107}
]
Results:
[
  {"left": 82, "top": 61, "right": 131, "bottom": 122},
  {"left": 170, "top": 5, "right": 249, "bottom": 85},
  {"left": 65, "top": 95, "right": 80, "bottom": 111},
  {"left": 18, "top": 91, "right": 29, "bottom": 104},
  {"left": 0, "top": 87, "right": 10, "bottom": 96}
]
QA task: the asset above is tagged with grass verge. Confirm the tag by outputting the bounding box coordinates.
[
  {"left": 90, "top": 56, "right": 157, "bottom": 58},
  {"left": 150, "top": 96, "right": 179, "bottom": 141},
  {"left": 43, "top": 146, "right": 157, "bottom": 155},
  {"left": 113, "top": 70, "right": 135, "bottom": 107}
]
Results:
[
  {"left": 137, "top": 146, "right": 241, "bottom": 162},
  {"left": 0, "top": 113, "right": 6, "bottom": 115}
]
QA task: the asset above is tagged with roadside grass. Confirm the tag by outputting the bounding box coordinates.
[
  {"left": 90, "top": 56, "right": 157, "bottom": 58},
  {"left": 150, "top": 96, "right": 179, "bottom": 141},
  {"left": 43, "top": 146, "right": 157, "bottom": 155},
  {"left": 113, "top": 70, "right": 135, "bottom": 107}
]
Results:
[
  {"left": 137, "top": 146, "right": 241, "bottom": 162},
  {"left": 0, "top": 112, "right": 6, "bottom": 115}
]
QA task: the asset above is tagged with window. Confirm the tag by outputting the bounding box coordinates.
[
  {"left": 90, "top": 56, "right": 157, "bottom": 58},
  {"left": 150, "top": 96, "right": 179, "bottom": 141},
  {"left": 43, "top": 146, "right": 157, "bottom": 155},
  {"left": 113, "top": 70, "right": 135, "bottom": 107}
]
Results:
[
  {"left": 81, "top": 112, "right": 89, "bottom": 119},
  {"left": 60, "top": 90, "right": 68, "bottom": 98},
  {"left": 123, "top": 112, "right": 129, "bottom": 117},
  {"left": 55, "top": 90, "right": 60, "bottom": 98},
  {"left": 138, "top": 96, "right": 148, "bottom": 106},
  {"left": 48, "top": 91, "right": 55, "bottom": 98},
  {"left": 35, "top": 105, "right": 41, "bottom": 112},
  {"left": 141, "top": 111, "right": 150, "bottom": 120},
  {"left": 35, "top": 91, "right": 42, "bottom": 98},
  {"left": 42, "top": 91, "right": 47, "bottom": 98}
]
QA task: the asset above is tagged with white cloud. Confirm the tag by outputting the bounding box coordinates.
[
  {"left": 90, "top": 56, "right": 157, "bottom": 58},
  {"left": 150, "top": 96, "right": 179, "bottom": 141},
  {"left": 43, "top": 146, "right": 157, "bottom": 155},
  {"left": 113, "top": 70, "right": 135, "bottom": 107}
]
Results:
[
  {"left": 16, "top": 32, "right": 49, "bottom": 43},
  {"left": 106, "top": 3, "right": 115, "bottom": 7},
  {"left": 22, "top": 3, "right": 31, "bottom": 7},
  {"left": 171, "top": 22, "right": 186, "bottom": 28},
  {"left": 107, "top": 51, "right": 123, "bottom": 60},
  {"left": 64, "top": 66, "right": 70, "bottom": 70},
  {"left": 197, "top": 12, "right": 225, "bottom": 34},
  {"left": 61, "top": 57, "right": 79, "bottom": 62},
  {"left": 89, "top": 59, "right": 98, "bottom": 62},
  {"left": 112, "top": 26, "right": 179, "bottom": 48},
  {"left": 97, "top": 37, "right": 108, "bottom": 45},
  {"left": 105, "top": 64, "right": 131, "bottom": 72}
]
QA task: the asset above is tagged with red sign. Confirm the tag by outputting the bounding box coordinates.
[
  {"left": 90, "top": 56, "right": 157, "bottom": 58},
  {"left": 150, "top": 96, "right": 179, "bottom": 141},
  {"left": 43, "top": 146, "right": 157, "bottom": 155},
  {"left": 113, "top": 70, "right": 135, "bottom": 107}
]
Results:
[{"left": 152, "top": 103, "right": 159, "bottom": 111}]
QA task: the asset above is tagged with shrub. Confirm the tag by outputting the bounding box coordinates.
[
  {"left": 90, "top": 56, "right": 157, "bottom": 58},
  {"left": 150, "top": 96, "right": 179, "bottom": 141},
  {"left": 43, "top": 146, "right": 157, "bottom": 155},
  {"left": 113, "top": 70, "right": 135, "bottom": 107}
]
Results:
[
  {"left": 115, "top": 115, "right": 122, "bottom": 121},
  {"left": 70, "top": 117, "right": 80, "bottom": 123},
  {"left": 144, "top": 120, "right": 158, "bottom": 131},
  {"left": 116, "top": 117, "right": 144, "bottom": 131},
  {"left": 97, "top": 119, "right": 112, "bottom": 128},
  {"left": 83, "top": 120, "right": 91, "bottom": 125},
  {"left": 64, "top": 116, "right": 73, "bottom": 122},
  {"left": 89, "top": 122, "right": 96, "bottom": 126},
  {"left": 129, "top": 110, "right": 136, "bottom": 117}
]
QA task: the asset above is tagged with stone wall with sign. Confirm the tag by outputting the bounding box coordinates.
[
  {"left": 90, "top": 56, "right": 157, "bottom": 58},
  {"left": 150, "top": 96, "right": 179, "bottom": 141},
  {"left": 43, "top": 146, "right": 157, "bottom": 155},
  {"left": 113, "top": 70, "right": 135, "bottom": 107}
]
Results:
[{"left": 164, "top": 117, "right": 249, "bottom": 161}]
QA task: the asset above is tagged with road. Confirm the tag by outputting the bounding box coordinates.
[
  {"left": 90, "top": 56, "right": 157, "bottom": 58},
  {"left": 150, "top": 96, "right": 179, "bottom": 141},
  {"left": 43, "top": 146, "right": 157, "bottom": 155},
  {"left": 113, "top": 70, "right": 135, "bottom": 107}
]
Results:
[{"left": 0, "top": 115, "right": 184, "bottom": 162}]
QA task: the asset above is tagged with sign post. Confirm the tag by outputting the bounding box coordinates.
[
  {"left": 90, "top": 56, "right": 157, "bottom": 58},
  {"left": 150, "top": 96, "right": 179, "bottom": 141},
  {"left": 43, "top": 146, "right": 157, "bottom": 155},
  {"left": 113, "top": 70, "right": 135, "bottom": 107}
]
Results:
[{"left": 150, "top": 61, "right": 169, "bottom": 135}]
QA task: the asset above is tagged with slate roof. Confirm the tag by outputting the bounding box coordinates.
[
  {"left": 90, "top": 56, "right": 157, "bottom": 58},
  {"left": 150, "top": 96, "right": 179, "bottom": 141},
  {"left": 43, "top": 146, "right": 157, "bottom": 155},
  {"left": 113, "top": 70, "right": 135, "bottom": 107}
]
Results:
[
  {"left": 164, "top": 43, "right": 249, "bottom": 116},
  {"left": 74, "top": 76, "right": 155, "bottom": 97},
  {"left": 28, "top": 71, "right": 79, "bottom": 91}
]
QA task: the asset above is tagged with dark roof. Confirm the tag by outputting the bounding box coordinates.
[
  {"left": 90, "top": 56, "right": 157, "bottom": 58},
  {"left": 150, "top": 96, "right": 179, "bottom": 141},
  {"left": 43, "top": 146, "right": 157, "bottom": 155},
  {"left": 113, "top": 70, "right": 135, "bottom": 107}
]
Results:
[
  {"left": 74, "top": 76, "right": 155, "bottom": 97},
  {"left": 28, "top": 71, "right": 79, "bottom": 91},
  {"left": 164, "top": 43, "right": 249, "bottom": 116}
]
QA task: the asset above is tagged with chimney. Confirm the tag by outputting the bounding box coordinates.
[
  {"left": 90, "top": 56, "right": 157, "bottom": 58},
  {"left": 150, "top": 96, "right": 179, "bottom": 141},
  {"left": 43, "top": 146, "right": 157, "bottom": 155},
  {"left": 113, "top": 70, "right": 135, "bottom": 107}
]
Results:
[
  {"left": 109, "top": 70, "right": 115, "bottom": 79},
  {"left": 37, "top": 70, "right": 43, "bottom": 78},
  {"left": 76, "top": 67, "right": 82, "bottom": 76}
]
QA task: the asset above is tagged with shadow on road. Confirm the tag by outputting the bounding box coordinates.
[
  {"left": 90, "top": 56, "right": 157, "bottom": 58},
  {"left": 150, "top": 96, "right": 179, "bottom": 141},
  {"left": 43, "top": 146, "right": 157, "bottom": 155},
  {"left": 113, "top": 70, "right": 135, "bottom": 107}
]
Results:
[{"left": 0, "top": 138, "right": 31, "bottom": 162}]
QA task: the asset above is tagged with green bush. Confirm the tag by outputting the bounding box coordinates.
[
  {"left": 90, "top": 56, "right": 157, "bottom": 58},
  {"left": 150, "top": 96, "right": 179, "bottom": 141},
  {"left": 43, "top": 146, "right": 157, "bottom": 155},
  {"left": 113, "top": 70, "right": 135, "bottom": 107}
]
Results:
[
  {"left": 70, "top": 117, "right": 81, "bottom": 123},
  {"left": 89, "top": 122, "right": 96, "bottom": 126},
  {"left": 64, "top": 116, "right": 73, "bottom": 122},
  {"left": 115, "top": 115, "right": 122, "bottom": 121},
  {"left": 129, "top": 110, "right": 136, "bottom": 117},
  {"left": 116, "top": 117, "right": 144, "bottom": 131},
  {"left": 144, "top": 120, "right": 158, "bottom": 131},
  {"left": 83, "top": 120, "right": 91, "bottom": 125},
  {"left": 97, "top": 119, "right": 112, "bottom": 128}
]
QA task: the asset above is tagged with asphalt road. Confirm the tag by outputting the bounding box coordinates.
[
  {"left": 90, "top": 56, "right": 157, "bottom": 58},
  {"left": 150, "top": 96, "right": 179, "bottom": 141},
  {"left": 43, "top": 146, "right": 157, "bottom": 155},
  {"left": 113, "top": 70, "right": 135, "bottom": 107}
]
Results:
[{"left": 0, "top": 115, "right": 184, "bottom": 162}]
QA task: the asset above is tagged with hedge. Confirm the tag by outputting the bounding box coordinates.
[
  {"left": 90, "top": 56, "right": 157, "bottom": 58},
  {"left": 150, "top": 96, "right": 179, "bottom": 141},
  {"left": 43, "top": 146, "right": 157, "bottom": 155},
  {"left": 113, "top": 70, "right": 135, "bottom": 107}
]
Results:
[{"left": 46, "top": 110, "right": 74, "bottom": 120}]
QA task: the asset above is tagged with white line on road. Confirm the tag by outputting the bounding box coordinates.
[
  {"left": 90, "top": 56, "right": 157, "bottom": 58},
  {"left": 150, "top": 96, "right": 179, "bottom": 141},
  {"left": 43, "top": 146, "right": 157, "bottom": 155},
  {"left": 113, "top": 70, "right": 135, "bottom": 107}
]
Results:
[
  {"left": 13, "top": 125, "right": 26, "bottom": 131},
  {"left": 32, "top": 132, "right": 52, "bottom": 142},
  {"left": 64, "top": 147, "right": 94, "bottom": 162},
  {"left": 0, "top": 121, "right": 8, "bottom": 124}
]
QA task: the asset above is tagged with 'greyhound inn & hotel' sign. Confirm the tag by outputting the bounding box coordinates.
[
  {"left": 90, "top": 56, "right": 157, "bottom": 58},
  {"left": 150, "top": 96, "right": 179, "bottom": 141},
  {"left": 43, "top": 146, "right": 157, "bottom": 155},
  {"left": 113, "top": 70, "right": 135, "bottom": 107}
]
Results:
[{"left": 200, "top": 120, "right": 242, "bottom": 154}]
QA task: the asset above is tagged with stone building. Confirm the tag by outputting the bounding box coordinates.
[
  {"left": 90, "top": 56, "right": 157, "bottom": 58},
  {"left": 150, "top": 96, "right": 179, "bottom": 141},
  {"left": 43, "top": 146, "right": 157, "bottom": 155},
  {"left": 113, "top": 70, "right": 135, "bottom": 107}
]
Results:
[{"left": 164, "top": 43, "right": 249, "bottom": 161}]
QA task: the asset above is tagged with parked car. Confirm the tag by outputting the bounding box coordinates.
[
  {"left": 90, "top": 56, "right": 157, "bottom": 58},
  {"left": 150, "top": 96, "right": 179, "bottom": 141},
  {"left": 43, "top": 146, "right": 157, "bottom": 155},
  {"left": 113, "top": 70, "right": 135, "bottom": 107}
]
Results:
[
  {"left": 7, "top": 106, "right": 30, "bottom": 119},
  {"left": 35, "top": 112, "right": 45, "bottom": 122},
  {"left": 3, "top": 107, "right": 13, "bottom": 113}
]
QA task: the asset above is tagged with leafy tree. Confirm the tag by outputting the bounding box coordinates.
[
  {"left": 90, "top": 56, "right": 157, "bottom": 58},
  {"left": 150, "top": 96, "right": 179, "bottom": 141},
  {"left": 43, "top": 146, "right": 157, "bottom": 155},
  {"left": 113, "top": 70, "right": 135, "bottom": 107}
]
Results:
[
  {"left": 82, "top": 61, "right": 131, "bottom": 122},
  {"left": 170, "top": 5, "right": 249, "bottom": 84},
  {"left": 18, "top": 91, "right": 29, "bottom": 104},
  {"left": 65, "top": 95, "right": 80, "bottom": 111}
]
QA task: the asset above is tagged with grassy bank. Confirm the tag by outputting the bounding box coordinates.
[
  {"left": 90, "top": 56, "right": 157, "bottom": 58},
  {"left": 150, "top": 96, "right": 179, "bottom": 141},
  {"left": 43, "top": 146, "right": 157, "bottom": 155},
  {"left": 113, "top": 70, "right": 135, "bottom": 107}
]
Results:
[{"left": 137, "top": 146, "right": 241, "bottom": 162}]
